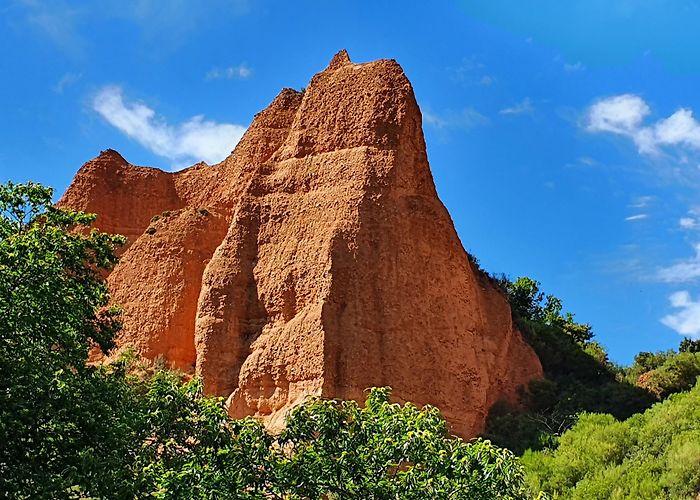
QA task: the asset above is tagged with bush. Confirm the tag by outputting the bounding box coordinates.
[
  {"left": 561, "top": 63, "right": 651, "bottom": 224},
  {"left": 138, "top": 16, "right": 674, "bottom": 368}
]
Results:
[
  {"left": 638, "top": 352, "right": 700, "bottom": 399},
  {"left": 484, "top": 276, "right": 654, "bottom": 454},
  {"left": 522, "top": 382, "right": 700, "bottom": 499}
]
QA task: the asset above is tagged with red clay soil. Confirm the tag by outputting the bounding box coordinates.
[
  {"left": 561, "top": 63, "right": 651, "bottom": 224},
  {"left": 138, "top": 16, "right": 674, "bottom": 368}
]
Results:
[{"left": 59, "top": 50, "right": 542, "bottom": 437}]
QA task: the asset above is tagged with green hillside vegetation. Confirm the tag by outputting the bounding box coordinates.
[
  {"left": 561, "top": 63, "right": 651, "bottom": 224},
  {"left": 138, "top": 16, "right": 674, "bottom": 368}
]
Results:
[
  {"left": 522, "top": 382, "right": 700, "bottom": 499},
  {"left": 623, "top": 346, "right": 700, "bottom": 399},
  {"left": 0, "top": 182, "right": 527, "bottom": 499},
  {"left": 3, "top": 180, "right": 699, "bottom": 498},
  {"left": 484, "top": 276, "right": 655, "bottom": 454},
  {"left": 478, "top": 275, "right": 700, "bottom": 499}
]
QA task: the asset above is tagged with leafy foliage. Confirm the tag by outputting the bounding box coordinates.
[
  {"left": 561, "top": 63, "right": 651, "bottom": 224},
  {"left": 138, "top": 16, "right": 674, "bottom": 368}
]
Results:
[
  {"left": 130, "top": 368, "right": 277, "bottom": 499},
  {"left": 522, "top": 382, "right": 700, "bottom": 499},
  {"left": 679, "top": 337, "right": 700, "bottom": 353},
  {"left": 274, "top": 388, "right": 527, "bottom": 499},
  {"left": 0, "top": 181, "right": 531, "bottom": 498},
  {"left": 636, "top": 351, "right": 700, "bottom": 399},
  {"left": 0, "top": 182, "right": 132, "bottom": 498},
  {"left": 498, "top": 276, "right": 593, "bottom": 345},
  {"left": 621, "top": 335, "right": 700, "bottom": 399},
  {"left": 485, "top": 276, "right": 654, "bottom": 454},
  {"left": 623, "top": 349, "right": 675, "bottom": 385}
]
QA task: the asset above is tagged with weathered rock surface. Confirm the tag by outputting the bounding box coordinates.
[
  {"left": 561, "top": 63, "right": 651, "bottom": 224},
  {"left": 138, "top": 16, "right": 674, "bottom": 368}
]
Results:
[{"left": 59, "top": 50, "right": 542, "bottom": 437}]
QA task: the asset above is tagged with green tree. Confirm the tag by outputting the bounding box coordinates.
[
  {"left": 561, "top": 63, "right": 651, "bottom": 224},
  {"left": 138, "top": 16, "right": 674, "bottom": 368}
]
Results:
[
  {"left": 131, "top": 368, "right": 276, "bottom": 499},
  {"left": 638, "top": 351, "right": 700, "bottom": 399},
  {"left": 679, "top": 337, "right": 700, "bottom": 353},
  {"left": 274, "top": 388, "right": 528, "bottom": 499},
  {"left": 0, "top": 182, "right": 137, "bottom": 498},
  {"left": 498, "top": 276, "right": 592, "bottom": 344}
]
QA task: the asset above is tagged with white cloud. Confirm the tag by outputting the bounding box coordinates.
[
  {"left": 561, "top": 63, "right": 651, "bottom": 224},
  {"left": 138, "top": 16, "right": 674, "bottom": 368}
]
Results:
[
  {"left": 656, "top": 243, "right": 700, "bottom": 283},
  {"left": 680, "top": 212, "right": 700, "bottom": 230},
  {"left": 586, "top": 94, "right": 700, "bottom": 155},
  {"left": 92, "top": 86, "right": 246, "bottom": 166},
  {"left": 661, "top": 291, "right": 700, "bottom": 339},
  {"left": 206, "top": 64, "right": 252, "bottom": 80},
  {"left": 654, "top": 109, "right": 700, "bottom": 148},
  {"left": 499, "top": 97, "right": 534, "bottom": 115},
  {"left": 625, "top": 214, "right": 648, "bottom": 221},
  {"left": 586, "top": 94, "right": 650, "bottom": 139},
  {"left": 680, "top": 217, "right": 698, "bottom": 229}
]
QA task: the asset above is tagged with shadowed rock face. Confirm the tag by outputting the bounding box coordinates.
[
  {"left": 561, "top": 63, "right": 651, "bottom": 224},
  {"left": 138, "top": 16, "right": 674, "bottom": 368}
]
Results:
[{"left": 59, "top": 50, "right": 542, "bottom": 437}]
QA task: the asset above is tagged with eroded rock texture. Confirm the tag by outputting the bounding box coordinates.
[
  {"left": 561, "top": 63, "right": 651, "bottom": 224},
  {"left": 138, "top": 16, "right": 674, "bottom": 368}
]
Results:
[{"left": 59, "top": 50, "right": 542, "bottom": 437}]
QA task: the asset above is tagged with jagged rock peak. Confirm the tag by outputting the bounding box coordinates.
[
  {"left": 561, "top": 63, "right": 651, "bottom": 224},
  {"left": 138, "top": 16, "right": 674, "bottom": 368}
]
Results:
[
  {"left": 326, "top": 49, "right": 352, "bottom": 70},
  {"left": 98, "top": 148, "right": 128, "bottom": 162}
]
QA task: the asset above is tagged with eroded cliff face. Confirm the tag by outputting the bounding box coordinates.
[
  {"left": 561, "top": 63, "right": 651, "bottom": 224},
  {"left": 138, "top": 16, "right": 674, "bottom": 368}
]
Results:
[{"left": 59, "top": 50, "right": 542, "bottom": 437}]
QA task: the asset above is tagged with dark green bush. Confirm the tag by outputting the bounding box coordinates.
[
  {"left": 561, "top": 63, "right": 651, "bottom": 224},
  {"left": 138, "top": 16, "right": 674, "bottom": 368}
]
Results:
[{"left": 484, "top": 276, "right": 654, "bottom": 454}]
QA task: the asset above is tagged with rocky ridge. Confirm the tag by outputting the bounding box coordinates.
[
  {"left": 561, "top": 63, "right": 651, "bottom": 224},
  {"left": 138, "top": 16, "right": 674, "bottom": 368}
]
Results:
[{"left": 59, "top": 50, "right": 542, "bottom": 437}]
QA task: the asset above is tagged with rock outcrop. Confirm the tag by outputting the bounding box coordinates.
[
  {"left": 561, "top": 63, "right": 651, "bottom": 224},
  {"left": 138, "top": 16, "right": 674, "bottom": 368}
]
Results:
[{"left": 59, "top": 50, "right": 542, "bottom": 437}]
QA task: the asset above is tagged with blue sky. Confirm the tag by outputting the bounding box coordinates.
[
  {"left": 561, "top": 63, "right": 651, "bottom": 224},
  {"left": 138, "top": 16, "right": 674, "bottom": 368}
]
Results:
[{"left": 2, "top": 0, "right": 700, "bottom": 363}]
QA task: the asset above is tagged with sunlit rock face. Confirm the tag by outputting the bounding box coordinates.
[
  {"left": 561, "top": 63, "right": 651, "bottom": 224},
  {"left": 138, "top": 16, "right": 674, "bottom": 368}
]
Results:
[{"left": 59, "top": 50, "right": 542, "bottom": 437}]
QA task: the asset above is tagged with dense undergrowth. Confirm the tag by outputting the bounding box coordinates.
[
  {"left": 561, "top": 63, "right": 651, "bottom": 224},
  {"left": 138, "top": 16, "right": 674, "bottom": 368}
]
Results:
[
  {"left": 471, "top": 264, "right": 700, "bottom": 499},
  {"left": 523, "top": 383, "right": 700, "bottom": 499},
  {"left": 2, "top": 181, "right": 699, "bottom": 498}
]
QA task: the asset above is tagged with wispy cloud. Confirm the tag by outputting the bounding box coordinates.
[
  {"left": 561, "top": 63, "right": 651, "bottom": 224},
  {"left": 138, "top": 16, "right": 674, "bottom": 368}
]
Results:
[
  {"left": 499, "top": 97, "right": 534, "bottom": 116},
  {"left": 92, "top": 85, "right": 246, "bottom": 167},
  {"left": 450, "top": 57, "right": 495, "bottom": 87},
  {"left": 625, "top": 214, "right": 648, "bottom": 222},
  {"left": 52, "top": 72, "right": 81, "bottom": 94},
  {"left": 656, "top": 243, "right": 700, "bottom": 283},
  {"left": 13, "top": 0, "right": 250, "bottom": 56},
  {"left": 479, "top": 75, "right": 495, "bottom": 86},
  {"left": 423, "top": 110, "right": 448, "bottom": 129},
  {"left": 680, "top": 217, "right": 699, "bottom": 230},
  {"left": 586, "top": 94, "right": 700, "bottom": 155},
  {"left": 680, "top": 210, "right": 700, "bottom": 230},
  {"left": 577, "top": 156, "right": 600, "bottom": 167},
  {"left": 17, "top": 0, "right": 83, "bottom": 56},
  {"left": 564, "top": 61, "right": 585, "bottom": 72},
  {"left": 629, "top": 195, "right": 654, "bottom": 209},
  {"left": 206, "top": 64, "right": 252, "bottom": 80},
  {"left": 661, "top": 291, "right": 700, "bottom": 339},
  {"left": 422, "top": 106, "right": 488, "bottom": 130}
]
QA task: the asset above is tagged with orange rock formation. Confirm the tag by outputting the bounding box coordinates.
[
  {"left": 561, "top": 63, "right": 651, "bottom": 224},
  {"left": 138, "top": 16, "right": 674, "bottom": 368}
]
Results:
[{"left": 59, "top": 50, "right": 542, "bottom": 437}]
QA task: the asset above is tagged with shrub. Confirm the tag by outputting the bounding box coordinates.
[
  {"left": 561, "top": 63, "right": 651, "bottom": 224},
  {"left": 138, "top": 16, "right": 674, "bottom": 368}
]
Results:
[
  {"left": 522, "top": 382, "right": 700, "bottom": 499},
  {"left": 485, "top": 276, "right": 654, "bottom": 454}
]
